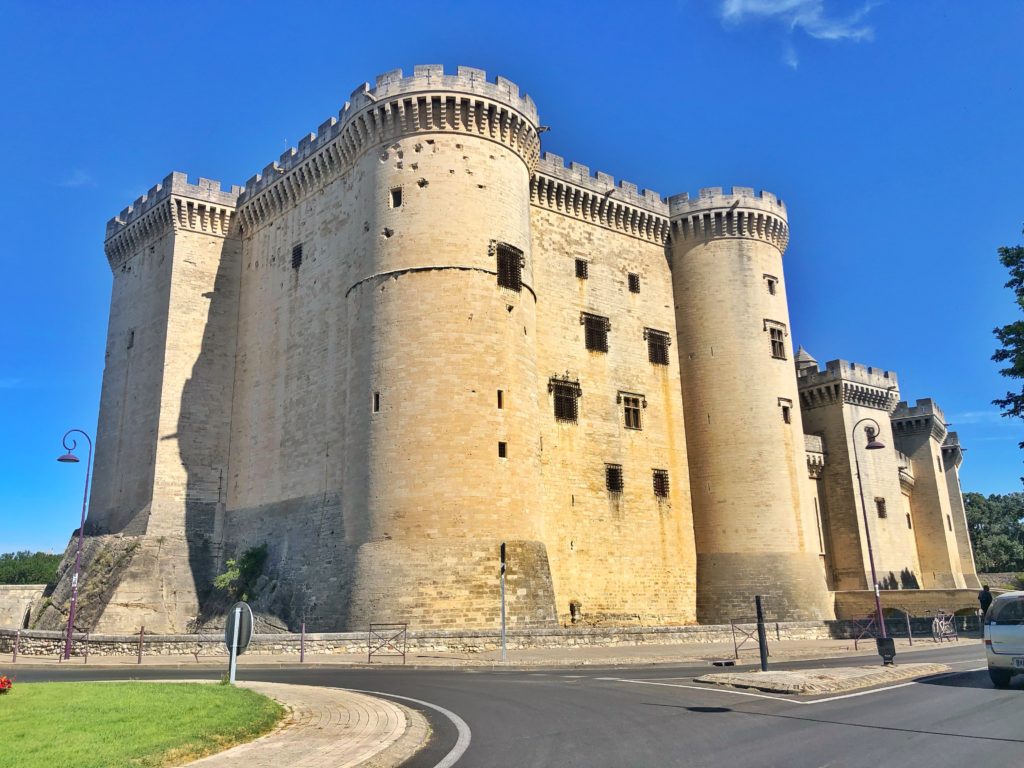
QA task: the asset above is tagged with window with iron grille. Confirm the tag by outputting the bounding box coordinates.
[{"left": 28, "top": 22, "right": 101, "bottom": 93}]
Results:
[
  {"left": 495, "top": 242, "right": 523, "bottom": 292},
  {"left": 581, "top": 312, "right": 610, "bottom": 353},
  {"left": 653, "top": 469, "right": 670, "bottom": 498},
  {"left": 575, "top": 258, "right": 589, "bottom": 279},
  {"left": 875, "top": 497, "right": 887, "bottom": 518},
  {"left": 549, "top": 377, "right": 581, "bottom": 423},
  {"left": 605, "top": 463, "right": 624, "bottom": 493},
  {"left": 621, "top": 394, "right": 643, "bottom": 430},
  {"left": 628, "top": 273, "right": 640, "bottom": 293},
  {"left": 764, "top": 319, "right": 787, "bottom": 359},
  {"left": 292, "top": 243, "right": 303, "bottom": 270},
  {"left": 645, "top": 328, "right": 671, "bottom": 365}
]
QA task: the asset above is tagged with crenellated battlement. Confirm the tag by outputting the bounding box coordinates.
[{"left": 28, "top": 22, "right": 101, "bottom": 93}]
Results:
[
  {"left": 531, "top": 152, "right": 670, "bottom": 244},
  {"left": 892, "top": 399, "right": 948, "bottom": 443},
  {"left": 797, "top": 359, "right": 900, "bottom": 412},
  {"left": 103, "top": 172, "right": 242, "bottom": 271},
  {"left": 668, "top": 187, "right": 789, "bottom": 253},
  {"left": 892, "top": 398, "right": 947, "bottom": 425},
  {"left": 236, "top": 65, "right": 540, "bottom": 233}
]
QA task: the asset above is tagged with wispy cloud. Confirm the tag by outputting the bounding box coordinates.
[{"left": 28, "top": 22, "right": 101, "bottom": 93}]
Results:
[
  {"left": 719, "top": 0, "right": 878, "bottom": 69},
  {"left": 57, "top": 169, "right": 94, "bottom": 188},
  {"left": 949, "top": 410, "right": 1020, "bottom": 426}
]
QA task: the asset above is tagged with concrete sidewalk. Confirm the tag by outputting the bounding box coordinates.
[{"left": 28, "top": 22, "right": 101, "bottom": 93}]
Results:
[{"left": 185, "top": 681, "right": 428, "bottom": 768}]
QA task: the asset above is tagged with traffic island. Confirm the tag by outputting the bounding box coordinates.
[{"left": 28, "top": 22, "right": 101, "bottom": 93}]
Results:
[{"left": 695, "top": 663, "right": 950, "bottom": 694}]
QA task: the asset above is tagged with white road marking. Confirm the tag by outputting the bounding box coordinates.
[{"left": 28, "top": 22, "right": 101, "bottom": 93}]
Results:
[
  {"left": 346, "top": 688, "right": 471, "bottom": 768},
  {"left": 602, "top": 667, "right": 988, "bottom": 707}
]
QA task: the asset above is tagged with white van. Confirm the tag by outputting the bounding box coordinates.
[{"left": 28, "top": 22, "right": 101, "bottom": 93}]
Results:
[{"left": 984, "top": 590, "right": 1024, "bottom": 689}]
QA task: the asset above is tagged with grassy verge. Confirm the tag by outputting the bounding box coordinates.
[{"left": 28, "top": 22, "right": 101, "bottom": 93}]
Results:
[{"left": 0, "top": 682, "right": 283, "bottom": 768}]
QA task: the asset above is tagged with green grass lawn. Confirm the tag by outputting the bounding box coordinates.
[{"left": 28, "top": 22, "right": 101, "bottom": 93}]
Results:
[{"left": 0, "top": 682, "right": 283, "bottom": 768}]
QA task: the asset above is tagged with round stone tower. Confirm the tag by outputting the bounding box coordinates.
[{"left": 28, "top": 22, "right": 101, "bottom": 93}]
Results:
[
  {"left": 667, "top": 187, "right": 832, "bottom": 623},
  {"left": 340, "top": 66, "right": 554, "bottom": 628}
]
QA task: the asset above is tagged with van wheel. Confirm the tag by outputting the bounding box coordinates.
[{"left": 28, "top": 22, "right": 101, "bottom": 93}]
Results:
[{"left": 989, "top": 668, "right": 1012, "bottom": 689}]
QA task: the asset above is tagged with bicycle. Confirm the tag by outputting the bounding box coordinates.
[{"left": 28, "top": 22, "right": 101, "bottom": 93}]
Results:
[{"left": 930, "top": 609, "right": 958, "bottom": 643}]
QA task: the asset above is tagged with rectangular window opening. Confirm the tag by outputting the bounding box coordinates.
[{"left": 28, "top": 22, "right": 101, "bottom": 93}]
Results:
[
  {"left": 764, "top": 274, "right": 778, "bottom": 295},
  {"left": 622, "top": 394, "right": 643, "bottom": 430},
  {"left": 390, "top": 187, "right": 402, "bottom": 208},
  {"left": 875, "top": 497, "right": 887, "bottom": 519},
  {"left": 645, "top": 328, "right": 671, "bottom": 366},
  {"left": 549, "top": 377, "right": 581, "bottom": 423},
  {"left": 498, "top": 441, "right": 507, "bottom": 458},
  {"left": 906, "top": 513, "right": 913, "bottom": 530},
  {"left": 575, "top": 258, "right": 589, "bottom": 279},
  {"left": 947, "top": 515, "right": 953, "bottom": 532},
  {"left": 582, "top": 312, "right": 610, "bottom": 353},
  {"left": 605, "top": 463, "right": 624, "bottom": 494},
  {"left": 372, "top": 392, "right": 380, "bottom": 413},
  {"left": 127, "top": 329, "right": 135, "bottom": 349},
  {"left": 292, "top": 243, "right": 303, "bottom": 270},
  {"left": 497, "top": 389, "right": 504, "bottom": 409},
  {"left": 765, "top": 320, "right": 787, "bottom": 360},
  {"left": 653, "top": 469, "right": 670, "bottom": 498},
  {"left": 495, "top": 242, "right": 523, "bottom": 292},
  {"left": 628, "top": 273, "right": 641, "bottom": 293}
]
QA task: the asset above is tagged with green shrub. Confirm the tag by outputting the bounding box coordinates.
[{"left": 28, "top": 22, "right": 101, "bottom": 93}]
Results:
[{"left": 213, "top": 544, "right": 268, "bottom": 601}]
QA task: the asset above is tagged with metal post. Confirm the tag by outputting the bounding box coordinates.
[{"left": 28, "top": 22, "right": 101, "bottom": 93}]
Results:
[
  {"left": 851, "top": 419, "right": 887, "bottom": 640},
  {"left": 500, "top": 542, "right": 507, "bottom": 663},
  {"left": 300, "top": 621, "right": 305, "bottom": 663},
  {"left": 905, "top": 611, "right": 913, "bottom": 646},
  {"left": 229, "top": 604, "right": 241, "bottom": 684},
  {"left": 137, "top": 625, "right": 144, "bottom": 664},
  {"left": 12, "top": 629, "right": 19, "bottom": 663},
  {"left": 755, "top": 596, "right": 769, "bottom": 672},
  {"left": 58, "top": 430, "right": 93, "bottom": 661},
  {"left": 84, "top": 632, "right": 89, "bottom": 664}
]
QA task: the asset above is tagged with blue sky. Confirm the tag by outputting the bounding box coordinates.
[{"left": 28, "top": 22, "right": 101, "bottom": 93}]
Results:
[{"left": 1, "top": 0, "right": 1022, "bottom": 553}]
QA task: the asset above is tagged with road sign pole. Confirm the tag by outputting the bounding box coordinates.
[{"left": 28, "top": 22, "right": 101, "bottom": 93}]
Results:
[
  {"left": 500, "top": 542, "right": 507, "bottom": 663},
  {"left": 228, "top": 604, "right": 241, "bottom": 684}
]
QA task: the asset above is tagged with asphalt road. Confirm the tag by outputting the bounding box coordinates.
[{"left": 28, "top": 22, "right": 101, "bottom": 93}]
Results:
[{"left": 15, "top": 642, "right": 1021, "bottom": 768}]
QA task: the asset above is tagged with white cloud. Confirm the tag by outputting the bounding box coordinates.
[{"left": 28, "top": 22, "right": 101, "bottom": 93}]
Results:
[
  {"left": 949, "top": 410, "right": 1022, "bottom": 426},
  {"left": 58, "top": 169, "right": 94, "bottom": 188},
  {"left": 720, "top": 0, "right": 877, "bottom": 68}
]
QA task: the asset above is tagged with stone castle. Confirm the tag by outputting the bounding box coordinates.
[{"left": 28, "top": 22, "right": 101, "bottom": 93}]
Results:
[{"left": 32, "top": 65, "right": 979, "bottom": 634}]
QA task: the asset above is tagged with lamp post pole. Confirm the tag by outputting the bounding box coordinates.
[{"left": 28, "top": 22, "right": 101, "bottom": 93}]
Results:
[
  {"left": 57, "top": 429, "right": 93, "bottom": 661},
  {"left": 851, "top": 417, "right": 887, "bottom": 640}
]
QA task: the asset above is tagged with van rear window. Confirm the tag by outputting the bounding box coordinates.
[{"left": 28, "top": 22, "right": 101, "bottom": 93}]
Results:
[{"left": 991, "top": 599, "right": 1024, "bottom": 625}]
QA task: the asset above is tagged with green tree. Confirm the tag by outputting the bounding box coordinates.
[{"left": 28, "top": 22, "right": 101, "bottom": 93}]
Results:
[
  {"left": 0, "top": 551, "right": 61, "bottom": 585},
  {"left": 965, "top": 492, "right": 1024, "bottom": 572},
  {"left": 992, "top": 233, "right": 1024, "bottom": 459},
  {"left": 213, "top": 544, "right": 268, "bottom": 601}
]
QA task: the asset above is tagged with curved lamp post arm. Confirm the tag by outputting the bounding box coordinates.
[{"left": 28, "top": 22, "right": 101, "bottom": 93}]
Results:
[
  {"left": 851, "top": 416, "right": 887, "bottom": 639},
  {"left": 58, "top": 429, "right": 93, "bottom": 661}
]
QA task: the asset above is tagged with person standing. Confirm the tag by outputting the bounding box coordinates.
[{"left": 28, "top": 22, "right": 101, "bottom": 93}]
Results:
[{"left": 979, "top": 584, "right": 994, "bottom": 619}]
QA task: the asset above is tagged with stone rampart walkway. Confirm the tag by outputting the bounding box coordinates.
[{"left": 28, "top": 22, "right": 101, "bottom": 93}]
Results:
[{"left": 184, "top": 681, "right": 428, "bottom": 767}]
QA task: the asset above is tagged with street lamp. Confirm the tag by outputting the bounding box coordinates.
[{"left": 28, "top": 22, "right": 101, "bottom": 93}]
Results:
[
  {"left": 56, "top": 429, "right": 93, "bottom": 661},
  {"left": 851, "top": 417, "right": 891, "bottom": 661}
]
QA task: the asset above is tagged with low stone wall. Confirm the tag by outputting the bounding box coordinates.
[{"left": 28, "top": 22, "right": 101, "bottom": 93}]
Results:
[
  {"left": 0, "top": 585, "right": 46, "bottom": 628},
  {"left": 2, "top": 615, "right": 981, "bottom": 661},
  {"left": 834, "top": 589, "right": 981, "bottom": 620}
]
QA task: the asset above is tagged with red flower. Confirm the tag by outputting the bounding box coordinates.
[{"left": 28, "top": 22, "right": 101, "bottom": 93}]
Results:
[{"left": 0, "top": 675, "right": 13, "bottom": 694}]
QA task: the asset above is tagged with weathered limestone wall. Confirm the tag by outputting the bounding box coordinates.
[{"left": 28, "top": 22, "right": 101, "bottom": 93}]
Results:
[
  {"left": 668, "top": 188, "right": 832, "bottom": 622},
  {"left": 0, "top": 585, "right": 45, "bottom": 629},
  {"left": 798, "top": 361, "right": 922, "bottom": 591},
  {"left": 530, "top": 154, "right": 696, "bottom": 626},
  {"left": 834, "top": 588, "right": 980, "bottom": 619},
  {"left": 942, "top": 433, "right": 980, "bottom": 589},
  {"left": 893, "top": 400, "right": 965, "bottom": 588}
]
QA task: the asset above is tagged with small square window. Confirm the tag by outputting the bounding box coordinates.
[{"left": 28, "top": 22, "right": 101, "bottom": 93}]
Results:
[
  {"left": 497, "top": 390, "right": 504, "bottom": 409},
  {"left": 653, "top": 469, "right": 670, "bottom": 498},
  {"left": 496, "top": 242, "right": 523, "bottom": 292},
  {"left": 582, "top": 312, "right": 610, "bottom": 353},
  {"left": 645, "top": 328, "right": 671, "bottom": 366},
  {"left": 550, "top": 377, "right": 581, "bottom": 423},
  {"left": 292, "top": 243, "right": 303, "bottom": 270},
  {"left": 498, "top": 441, "right": 507, "bottom": 458},
  {"left": 606, "top": 463, "right": 624, "bottom": 493},
  {"left": 575, "top": 258, "right": 589, "bottom": 279},
  {"left": 764, "top": 274, "right": 778, "bottom": 295},
  {"left": 628, "top": 273, "right": 640, "bottom": 293},
  {"left": 623, "top": 395, "right": 643, "bottom": 430},
  {"left": 372, "top": 392, "right": 380, "bottom": 413},
  {"left": 875, "top": 497, "right": 887, "bottom": 518},
  {"left": 390, "top": 187, "right": 403, "bottom": 208}
]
